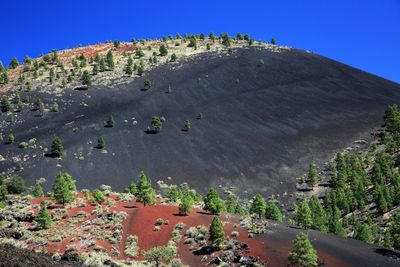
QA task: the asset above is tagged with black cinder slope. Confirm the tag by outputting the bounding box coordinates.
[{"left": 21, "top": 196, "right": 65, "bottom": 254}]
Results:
[{"left": 1, "top": 46, "right": 399, "bottom": 201}]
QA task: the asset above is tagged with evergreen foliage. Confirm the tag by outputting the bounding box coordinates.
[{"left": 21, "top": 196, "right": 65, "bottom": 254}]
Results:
[
  {"left": 250, "top": 193, "right": 266, "bottom": 219},
  {"left": 288, "top": 232, "right": 318, "bottom": 267},
  {"left": 265, "top": 201, "right": 283, "bottom": 222},
  {"left": 35, "top": 201, "right": 52, "bottom": 230},
  {"left": 209, "top": 216, "right": 225, "bottom": 247},
  {"left": 136, "top": 171, "right": 155, "bottom": 206},
  {"left": 53, "top": 172, "right": 75, "bottom": 204},
  {"left": 51, "top": 136, "right": 64, "bottom": 157},
  {"left": 204, "top": 187, "right": 225, "bottom": 215}
]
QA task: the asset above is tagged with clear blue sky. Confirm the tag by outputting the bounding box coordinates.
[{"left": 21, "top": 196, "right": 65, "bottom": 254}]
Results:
[{"left": 1, "top": 0, "right": 399, "bottom": 83}]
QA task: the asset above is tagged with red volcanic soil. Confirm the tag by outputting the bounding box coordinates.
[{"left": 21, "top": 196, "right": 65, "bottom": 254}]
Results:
[
  {"left": 58, "top": 44, "right": 114, "bottom": 64},
  {"left": 26, "top": 196, "right": 399, "bottom": 267},
  {"left": 28, "top": 195, "right": 269, "bottom": 266}
]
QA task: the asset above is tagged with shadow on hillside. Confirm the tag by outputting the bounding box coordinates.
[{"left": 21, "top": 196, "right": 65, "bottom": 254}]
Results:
[
  {"left": 144, "top": 129, "right": 159, "bottom": 134},
  {"left": 374, "top": 248, "right": 400, "bottom": 259},
  {"left": 140, "top": 88, "right": 150, "bottom": 91},
  {"left": 44, "top": 152, "right": 60, "bottom": 158},
  {"left": 172, "top": 213, "right": 189, "bottom": 217},
  {"left": 123, "top": 205, "right": 139, "bottom": 209},
  {"left": 74, "top": 86, "right": 88, "bottom": 91},
  {"left": 296, "top": 187, "right": 313, "bottom": 192},
  {"left": 193, "top": 245, "right": 217, "bottom": 256}
]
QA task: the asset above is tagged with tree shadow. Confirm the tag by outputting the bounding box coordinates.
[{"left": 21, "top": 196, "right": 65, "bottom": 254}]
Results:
[
  {"left": 74, "top": 86, "right": 88, "bottom": 91},
  {"left": 173, "top": 213, "right": 189, "bottom": 217},
  {"left": 181, "top": 129, "right": 189, "bottom": 132},
  {"left": 104, "top": 124, "right": 113, "bottom": 128},
  {"left": 193, "top": 245, "right": 217, "bottom": 256},
  {"left": 140, "top": 88, "right": 150, "bottom": 91},
  {"left": 288, "top": 225, "right": 305, "bottom": 230},
  {"left": 296, "top": 187, "right": 313, "bottom": 192},
  {"left": 123, "top": 205, "right": 139, "bottom": 209},
  {"left": 144, "top": 129, "right": 159, "bottom": 134},
  {"left": 44, "top": 152, "right": 60, "bottom": 158},
  {"left": 319, "top": 182, "right": 332, "bottom": 187},
  {"left": 47, "top": 204, "right": 64, "bottom": 209},
  {"left": 374, "top": 248, "right": 400, "bottom": 259}
]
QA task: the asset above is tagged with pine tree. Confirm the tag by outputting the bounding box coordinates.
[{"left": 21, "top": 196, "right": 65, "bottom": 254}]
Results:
[
  {"left": 375, "top": 185, "right": 388, "bottom": 213},
  {"left": 53, "top": 172, "right": 75, "bottom": 204},
  {"left": 1, "top": 71, "right": 9, "bottom": 84},
  {"left": 127, "top": 56, "right": 133, "bottom": 66},
  {"left": 82, "top": 70, "right": 91, "bottom": 86},
  {"left": 32, "top": 181, "right": 44, "bottom": 197},
  {"left": 136, "top": 48, "right": 145, "bottom": 58},
  {"left": 10, "top": 57, "right": 19, "bottom": 69},
  {"left": 97, "top": 136, "right": 105, "bottom": 149},
  {"left": 188, "top": 37, "right": 197, "bottom": 48},
  {"left": 136, "top": 171, "right": 155, "bottom": 206},
  {"left": 106, "top": 50, "right": 114, "bottom": 70},
  {"left": 354, "top": 223, "right": 374, "bottom": 244},
  {"left": 328, "top": 206, "right": 346, "bottom": 236},
  {"left": 308, "top": 196, "right": 328, "bottom": 232},
  {"left": 125, "top": 65, "right": 133, "bottom": 75},
  {"left": 265, "top": 201, "right": 283, "bottom": 222},
  {"left": 137, "top": 64, "right": 144, "bottom": 75},
  {"left": 204, "top": 187, "right": 225, "bottom": 215},
  {"left": 295, "top": 199, "right": 313, "bottom": 229},
  {"left": 250, "top": 193, "right": 267, "bottom": 219},
  {"left": 179, "top": 194, "right": 192, "bottom": 215},
  {"left": 92, "top": 189, "right": 105, "bottom": 203},
  {"left": 271, "top": 38, "right": 277, "bottom": 45},
  {"left": 209, "top": 216, "right": 225, "bottom": 247},
  {"left": 159, "top": 44, "right": 168, "bottom": 56},
  {"left": 388, "top": 212, "right": 400, "bottom": 250},
  {"left": 225, "top": 193, "right": 238, "bottom": 213},
  {"left": 94, "top": 54, "right": 101, "bottom": 63},
  {"left": 6, "top": 175, "right": 26, "bottom": 194},
  {"left": 149, "top": 116, "right": 164, "bottom": 132},
  {"left": 209, "top": 32, "right": 215, "bottom": 41},
  {"left": 166, "top": 185, "right": 182, "bottom": 202},
  {"left": 1, "top": 97, "right": 10, "bottom": 112},
  {"left": 51, "top": 136, "right": 64, "bottom": 157},
  {"left": 0, "top": 183, "right": 7, "bottom": 202},
  {"left": 308, "top": 164, "right": 318, "bottom": 187},
  {"left": 92, "top": 64, "right": 99, "bottom": 75},
  {"left": 106, "top": 115, "right": 115, "bottom": 127},
  {"left": 144, "top": 79, "right": 152, "bottom": 89},
  {"left": 170, "top": 53, "right": 177, "bottom": 62},
  {"left": 288, "top": 232, "right": 318, "bottom": 267},
  {"left": 7, "top": 133, "right": 15, "bottom": 144},
  {"left": 183, "top": 120, "right": 191, "bottom": 131},
  {"left": 35, "top": 201, "right": 52, "bottom": 229},
  {"left": 99, "top": 57, "right": 106, "bottom": 72},
  {"left": 0, "top": 61, "right": 4, "bottom": 71},
  {"left": 52, "top": 49, "right": 59, "bottom": 63},
  {"left": 221, "top": 34, "right": 231, "bottom": 47}
]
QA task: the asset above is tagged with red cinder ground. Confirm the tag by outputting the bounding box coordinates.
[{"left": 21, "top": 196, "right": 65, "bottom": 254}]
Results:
[
  {"left": 26, "top": 195, "right": 394, "bottom": 266},
  {"left": 28, "top": 195, "right": 270, "bottom": 265}
]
